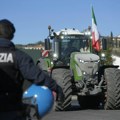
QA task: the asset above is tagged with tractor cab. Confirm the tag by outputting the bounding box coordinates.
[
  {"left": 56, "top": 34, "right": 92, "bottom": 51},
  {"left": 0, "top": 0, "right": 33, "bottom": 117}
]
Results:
[
  {"left": 38, "top": 27, "right": 120, "bottom": 111},
  {"left": 45, "top": 28, "right": 91, "bottom": 65}
]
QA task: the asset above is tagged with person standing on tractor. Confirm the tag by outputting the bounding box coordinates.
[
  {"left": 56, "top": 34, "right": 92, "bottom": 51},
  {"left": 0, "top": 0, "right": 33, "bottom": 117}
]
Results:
[{"left": 0, "top": 19, "right": 63, "bottom": 120}]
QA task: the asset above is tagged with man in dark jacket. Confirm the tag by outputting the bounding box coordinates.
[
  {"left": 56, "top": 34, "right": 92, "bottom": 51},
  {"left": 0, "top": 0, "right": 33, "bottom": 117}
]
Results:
[{"left": 0, "top": 19, "right": 63, "bottom": 120}]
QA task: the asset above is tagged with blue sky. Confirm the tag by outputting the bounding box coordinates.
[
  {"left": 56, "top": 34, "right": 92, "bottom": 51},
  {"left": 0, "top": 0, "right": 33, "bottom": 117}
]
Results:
[{"left": 0, "top": 0, "right": 120, "bottom": 44}]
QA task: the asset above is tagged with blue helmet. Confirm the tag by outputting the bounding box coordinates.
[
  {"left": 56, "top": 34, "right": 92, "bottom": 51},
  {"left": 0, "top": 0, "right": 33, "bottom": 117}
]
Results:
[{"left": 23, "top": 84, "right": 54, "bottom": 118}]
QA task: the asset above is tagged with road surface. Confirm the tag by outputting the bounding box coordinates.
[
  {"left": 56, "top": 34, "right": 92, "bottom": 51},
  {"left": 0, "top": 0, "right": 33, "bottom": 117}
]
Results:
[{"left": 43, "top": 109, "right": 120, "bottom": 120}]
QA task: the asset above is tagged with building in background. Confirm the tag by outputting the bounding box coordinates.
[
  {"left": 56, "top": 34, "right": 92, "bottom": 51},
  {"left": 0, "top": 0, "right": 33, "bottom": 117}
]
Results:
[{"left": 24, "top": 44, "right": 44, "bottom": 50}]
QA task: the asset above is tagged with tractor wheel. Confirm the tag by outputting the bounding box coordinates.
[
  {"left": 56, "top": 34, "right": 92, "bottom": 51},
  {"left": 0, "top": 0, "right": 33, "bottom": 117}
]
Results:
[
  {"left": 104, "top": 68, "right": 120, "bottom": 109},
  {"left": 52, "top": 68, "right": 72, "bottom": 111}
]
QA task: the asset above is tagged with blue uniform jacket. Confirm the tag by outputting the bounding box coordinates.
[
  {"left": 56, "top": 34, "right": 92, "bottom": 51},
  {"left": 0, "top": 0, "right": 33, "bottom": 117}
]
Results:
[{"left": 0, "top": 38, "right": 57, "bottom": 92}]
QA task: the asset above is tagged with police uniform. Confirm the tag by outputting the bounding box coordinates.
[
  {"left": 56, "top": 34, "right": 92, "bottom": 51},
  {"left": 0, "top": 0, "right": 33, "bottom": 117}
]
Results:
[
  {"left": 0, "top": 19, "right": 64, "bottom": 120},
  {"left": 0, "top": 38, "right": 57, "bottom": 119}
]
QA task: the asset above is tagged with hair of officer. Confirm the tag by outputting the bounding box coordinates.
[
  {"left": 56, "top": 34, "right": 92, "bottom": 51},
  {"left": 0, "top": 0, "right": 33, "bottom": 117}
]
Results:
[{"left": 0, "top": 19, "right": 15, "bottom": 40}]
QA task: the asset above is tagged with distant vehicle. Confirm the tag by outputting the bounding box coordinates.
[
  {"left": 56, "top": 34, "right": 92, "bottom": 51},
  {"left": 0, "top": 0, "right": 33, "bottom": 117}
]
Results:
[{"left": 37, "top": 27, "right": 120, "bottom": 111}]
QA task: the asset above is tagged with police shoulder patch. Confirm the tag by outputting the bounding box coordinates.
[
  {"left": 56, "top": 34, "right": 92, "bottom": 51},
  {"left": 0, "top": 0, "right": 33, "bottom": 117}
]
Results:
[{"left": 0, "top": 53, "right": 13, "bottom": 63}]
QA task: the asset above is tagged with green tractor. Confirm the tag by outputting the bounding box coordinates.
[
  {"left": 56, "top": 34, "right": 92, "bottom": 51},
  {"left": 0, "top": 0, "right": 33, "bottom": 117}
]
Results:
[{"left": 37, "top": 27, "right": 120, "bottom": 111}]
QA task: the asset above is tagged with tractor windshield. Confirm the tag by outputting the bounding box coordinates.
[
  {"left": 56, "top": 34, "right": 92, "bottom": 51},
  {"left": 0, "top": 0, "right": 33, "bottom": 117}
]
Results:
[
  {"left": 60, "top": 35, "right": 90, "bottom": 56},
  {"left": 51, "top": 35, "right": 90, "bottom": 62}
]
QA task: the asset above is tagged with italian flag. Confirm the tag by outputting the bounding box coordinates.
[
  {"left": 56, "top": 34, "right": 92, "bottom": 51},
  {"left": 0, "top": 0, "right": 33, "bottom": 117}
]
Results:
[{"left": 92, "top": 7, "right": 100, "bottom": 51}]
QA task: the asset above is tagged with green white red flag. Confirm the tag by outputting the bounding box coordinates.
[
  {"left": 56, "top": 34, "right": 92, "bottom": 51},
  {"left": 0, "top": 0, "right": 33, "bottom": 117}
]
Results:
[{"left": 92, "top": 7, "right": 100, "bottom": 51}]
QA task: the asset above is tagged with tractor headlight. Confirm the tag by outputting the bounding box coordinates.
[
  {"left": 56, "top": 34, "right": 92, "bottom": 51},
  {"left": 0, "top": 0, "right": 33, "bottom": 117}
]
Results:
[
  {"left": 79, "top": 59, "right": 84, "bottom": 63},
  {"left": 101, "top": 53, "right": 106, "bottom": 60},
  {"left": 53, "top": 53, "right": 58, "bottom": 60},
  {"left": 60, "top": 36, "right": 64, "bottom": 39},
  {"left": 51, "top": 61, "right": 53, "bottom": 65},
  {"left": 101, "top": 53, "right": 105, "bottom": 57},
  {"left": 53, "top": 53, "right": 58, "bottom": 57},
  {"left": 82, "top": 71, "right": 86, "bottom": 75}
]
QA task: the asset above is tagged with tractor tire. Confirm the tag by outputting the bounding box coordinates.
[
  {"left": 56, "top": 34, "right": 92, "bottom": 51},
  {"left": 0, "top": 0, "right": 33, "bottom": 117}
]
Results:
[
  {"left": 104, "top": 68, "right": 120, "bottom": 109},
  {"left": 52, "top": 68, "right": 72, "bottom": 111}
]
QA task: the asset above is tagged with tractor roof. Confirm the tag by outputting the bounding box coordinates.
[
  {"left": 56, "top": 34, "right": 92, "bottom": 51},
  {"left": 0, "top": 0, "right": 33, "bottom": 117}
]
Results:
[{"left": 56, "top": 28, "right": 84, "bottom": 36}]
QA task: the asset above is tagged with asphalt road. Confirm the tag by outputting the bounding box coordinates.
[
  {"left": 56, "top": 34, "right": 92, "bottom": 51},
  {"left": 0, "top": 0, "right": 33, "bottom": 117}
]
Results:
[
  {"left": 43, "top": 110, "right": 120, "bottom": 120},
  {"left": 42, "top": 99, "right": 120, "bottom": 120},
  {"left": 24, "top": 92, "right": 120, "bottom": 120}
]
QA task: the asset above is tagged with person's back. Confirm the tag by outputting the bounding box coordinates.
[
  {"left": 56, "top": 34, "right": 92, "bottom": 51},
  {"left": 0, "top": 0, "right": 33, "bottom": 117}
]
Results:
[
  {"left": 0, "top": 19, "right": 64, "bottom": 120},
  {"left": 0, "top": 46, "right": 23, "bottom": 111}
]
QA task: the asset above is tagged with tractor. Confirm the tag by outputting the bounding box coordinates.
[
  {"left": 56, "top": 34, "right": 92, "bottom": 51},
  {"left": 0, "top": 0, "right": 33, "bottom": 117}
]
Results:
[{"left": 37, "top": 26, "right": 120, "bottom": 111}]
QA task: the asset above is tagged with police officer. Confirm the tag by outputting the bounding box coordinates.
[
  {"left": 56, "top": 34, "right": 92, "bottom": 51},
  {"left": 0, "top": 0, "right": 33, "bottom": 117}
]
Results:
[{"left": 0, "top": 19, "right": 63, "bottom": 120}]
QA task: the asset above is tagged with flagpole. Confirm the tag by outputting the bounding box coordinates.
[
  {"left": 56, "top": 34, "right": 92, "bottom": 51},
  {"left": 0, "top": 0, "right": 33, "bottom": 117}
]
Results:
[{"left": 91, "top": 5, "right": 93, "bottom": 53}]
